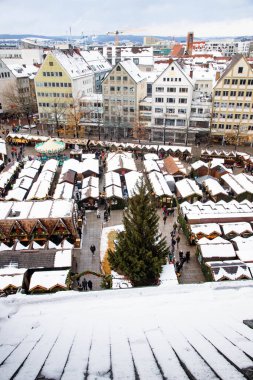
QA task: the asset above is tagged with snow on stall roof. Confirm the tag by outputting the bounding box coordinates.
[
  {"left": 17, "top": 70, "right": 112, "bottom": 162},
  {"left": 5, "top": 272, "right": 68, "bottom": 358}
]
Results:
[
  {"left": 50, "top": 200, "right": 73, "bottom": 218},
  {"left": 0, "top": 243, "right": 13, "bottom": 251},
  {"left": 53, "top": 183, "right": 74, "bottom": 200},
  {"left": 0, "top": 139, "right": 7, "bottom": 156},
  {"left": 0, "top": 274, "right": 23, "bottom": 290},
  {"left": 143, "top": 159, "right": 160, "bottom": 173},
  {"left": 82, "top": 153, "right": 96, "bottom": 160},
  {"left": 54, "top": 250, "right": 72, "bottom": 267},
  {"left": 28, "top": 200, "right": 53, "bottom": 218},
  {"left": 18, "top": 167, "right": 38, "bottom": 179},
  {"left": 24, "top": 159, "right": 41, "bottom": 170},
  {"left": 191, "top": 160, "right": 208, "bottom": 170},
  {"left": 79, "top": 159, "right": 99, "bottom": 175},
  {"left": 13, "top": 176, "right": 33, "bottom": 191},
  {"left": 107, "top": 154, "right": 136, "bottom": 173},
  {"left": 232, "top": 236, "right": 253, "bottom": 262},
  {"left": 176, "top": 178, "right": 202, "bottom": 199},
  {"left": 221, "top": 173, "right": 246, "bottom": 195},
  {"left": 26, "top": 178, "right": 51, "bottom": 200},
  {"left": 206, "top": 260, "right": 252, "bottom": 281},
  {"left": 61, "top": 159, "right": 80, "bottom": 174},
  {"left": 125, "top": 171, "right": 144, "bottom": 198},
  {"left": 42, "top": 159, "right": 58, "bottom": 173},
  {"left": 148, "top": 171, "right": 172, "bottom": 197},
  {"left": 105, "top": 185, "right": 123, "bottom": 199},
  {"left": 221, "top": 222, "right": 252, "bottom": 235},
  {"left": 81, "top": 186, "right": 99, "bottom": 200},
  {"left": 5, "top": 188, "right": 27, "bottom": 201},
  {"left": 203, "top": 178, "right": 227, "bottom": 196},
  {"left": 144, "top": 153, "right": 159, "bottom": 161},
  {"left": 1, "top": 282, "right": 253, "bottom": 379},
  {"left": 235, "top": 173, "right": 253, "bottom": 194},
  {"left": 82, "top": 176, "right": 99, "bottom": 189},
  {"left": 29, "top": 269, "right": 69, "bottom": 291},
  {"left": 32, "top": 241, "right": 45, "bottom": 250},
  {"left": 62, "top": 240, "right": 73, "bottom": 249},
  {"left": 198, "top": 237, "right": 236, "bottom": 259},
  {"left": 104, "top": 171, "right": 121, "bottom": 188},
  {"left": 191, "top": 223, "right": 221, "bottom": 236},
  {"left": 15, "top": 241, "right": 28, "bottom": 251}
]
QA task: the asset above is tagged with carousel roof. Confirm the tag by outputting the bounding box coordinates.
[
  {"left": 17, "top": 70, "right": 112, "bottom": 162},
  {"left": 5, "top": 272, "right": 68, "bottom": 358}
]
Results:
[{"left": 35, "top": 139, "right": 65, "bottom": 154}]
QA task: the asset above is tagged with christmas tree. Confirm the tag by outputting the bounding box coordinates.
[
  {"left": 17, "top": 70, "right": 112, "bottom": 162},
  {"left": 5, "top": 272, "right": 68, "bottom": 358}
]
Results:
[{"left": 108, "top": 179, "right": 168, "bottom": 287}]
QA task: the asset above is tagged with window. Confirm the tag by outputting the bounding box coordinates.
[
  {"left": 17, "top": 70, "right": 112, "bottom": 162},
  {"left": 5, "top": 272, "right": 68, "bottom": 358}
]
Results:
[
  {"left": 215, "top": 91, "right": 221, "bottom": 96},
  {"left": 166, "top": 108, "right": 175, "bottom": 113},
  {"left": 244, "top": 103, "right": 250, "bottom": 108},
  {"left": 49, "top": 62, "right": 53, "bottom": 66},
  {"left": 133, "top": 58, "right": 139, "bottom": 65},
  {"left": 222, "top": 91, "right": 229, "bottom": 96},
  {"left": 171, "top": 66, "right": 174, "bottom": 70},
  {"left": 110, "top": 76, "right": 114, "bottom": 80},
  {"left": 219, "top": 124, "right": 225, "bottom": 129},
  {"left": 248, "top": 79, "right": 253, "bottom": 85},
  {"left": 230, "top": 91, "right": 236, "bottom": 96},
  {"left": 240, "top": 79, "right": 246, "bottom": 85},
  {"left": 179, "top": 98, "right": 187, "bottom": 104},
  {"left": 246, "top": 91, "right": 252, "bottom": 97},
  {"left": 156, "top": 87, "right": 164, "bottom": 92},
  {"left": 123, "top": 76, "right": 127, "bottom": 81},
  {"left": 224, "top": 79, "right": 230, "bottom": 85},
  {"left": 155, "top": 118, "right": 164, "bottom": 125},
  {"left": 238, "top": 67, "right": 243, "bottom": 74},
  {"left": 177, "top": 119, "right": 185, "bottom": 126},
  {"left": 116, "top": 86, "right": 121, "bottom": 91},
  {"left": 155, "top": 97, "right": 164, "bottom": 103},
  {"left": 167, "top": 87, "right": 176, "bottom": 92},
  {"left": 167, "top": 98, "right": 175, "bottom": 103},
  {"left": 155, "top": 108, "right": 163, "bottom": 113},
  {"left": 242, "top": 114, "right": 248, "bottom": 119},
  {"left": 178, "top": 108, "right": 186, "bottom": 114},
  {"left": 238, "top": 91, "right": 244, "bottom": 97},
  {"left": 116, "top": 66, "right": 121, "bottom": 71},
  {"left": 179, "top": 88, "right": 188, "bottom": 93},
  {"left": 59, "top": 72, "right": 62, "bottom": 77},
  {"left": 116, "top": 76, "right": 121, "bottom": 81},
  {"left": 232, "top": 79, "right": 238, "bottom": 85}
]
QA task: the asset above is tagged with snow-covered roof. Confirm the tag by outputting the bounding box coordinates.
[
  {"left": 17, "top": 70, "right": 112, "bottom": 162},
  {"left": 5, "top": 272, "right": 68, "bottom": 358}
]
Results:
[
  {"left": 61, "top": 159, "right": 80, "bottom": 174},
  {"left": 148, "top": 171, "right": 173, "bottom": 197},
  {"left": 221, "top": 222, "right": 252, "bottom": 236},
  {"left": 144, "top": 153, "right": 159, "bottom": 161},
  {"left": 190, "top": 223, "right": 221, "bottom": 236},
  {"left": 234, "top": 173, "right": 253, "bottom": 194},
  {"left": 191, "top": 160, "right": 208, "bottom": 170},
  {"left": 13, "top": 176, "right": 33, "bottom": 191},
  {"left": 105, "top": 185, "right": 123, "bottom": 199},
  {"left": 232, "top": 236, "right": 253, "bottom": 262},
  {"left": 143, "top": 159, "right": 160, "bottom": 173},
  {"left": 24, "top": 159, "right": 41, "bottom": 170},
  {"left": 203, "top": 178, "right": 227, "bottom": 196},
  {"left": 79, "top": 159, "right": 99, "bottom": 175},
  {"left": 198, "top": 237, "right": 236, "bottom": 259},
  {"left": 53, "top": 183, "right": 74, "bottom": 200},
  {"left": 1, "top": 281, "right": 253, "bottom": 379},
  {"left": 54, "top": 250, "right": 72, "bottom": 267},
  {"left": 42, "top": 159, "right": 58, "bottom": 173},
  {"left": 221, "top": 173, "right": 246, "bottom": 195},
  {"left": 107, "top": 154, "right": 136, "bottom": 173},
  {"left": 80, "top": 49, "right": 112, "bottom": 72},
  {"left": 0, "top": 139, "right": 7, "bottom": 156},
  {"left": 176, "top": 178, "right": 202, "bottom": 199},
  {"left": 5, "top": 188, "right": 27, "bottom": 201},
  {"left": 119, "top": 60, "right": 146, "bottom": 83},
  {"left": 81, "top": 186, "right": 99, "bottom": 200},
  {"left": 0, "top": 274, "right": 23, "bottom": 290},
  {"left": 104, "top": 171, "right": 121, "bottom": 188},
  {"left": 206, "top": 260, "right": 252, "bottom": 281},
  {"left": 29, "top": 269, "right": 69, "bottom": 291},
  {"left": 82, "top": 176, "right": 99, "bottom": 189},
  {"left": 125, "top": 171, "right": 144, "bottom": 198},
  {"left": 50, "top": 50, "right": 93, "bottom": 79},
  {"left": 18, "top": 167, "right": 38, "bottom": 179}
]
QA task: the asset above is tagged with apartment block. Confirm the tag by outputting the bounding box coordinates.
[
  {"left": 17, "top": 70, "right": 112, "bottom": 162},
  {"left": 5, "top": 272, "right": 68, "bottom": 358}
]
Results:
[
  {"left": 102, "top": 60, "right": 147, "bottom": 140},
  {"left": 211, "top": 54, "right": 253, "bottom": 145}
]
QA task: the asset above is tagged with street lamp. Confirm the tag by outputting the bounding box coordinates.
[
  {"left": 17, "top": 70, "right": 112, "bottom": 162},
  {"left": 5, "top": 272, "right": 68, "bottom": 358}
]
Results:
[{"left": 185, "top": 117, "right": 189, "bottom": 147}]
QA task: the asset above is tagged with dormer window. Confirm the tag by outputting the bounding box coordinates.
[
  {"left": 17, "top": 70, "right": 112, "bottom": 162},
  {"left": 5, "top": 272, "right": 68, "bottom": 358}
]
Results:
[
  {"left": 116, "top": 66, "right": 121, "bottom": 71},
  {"left": 49, "top": 61, "right": 53, "bottom": 66},
  {"left": 238, "top": 67, "right": 243, "bottom": 74}
]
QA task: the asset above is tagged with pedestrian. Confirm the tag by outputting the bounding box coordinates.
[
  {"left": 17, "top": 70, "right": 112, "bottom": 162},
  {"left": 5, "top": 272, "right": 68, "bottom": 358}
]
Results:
[
  {"left": 173, "top": 222, "right": 177, "bottom": 232},
  {"left": 88, "top": 280, "right": 93, "bottom": 290},
  {"left": 82, "top": 278, "right": 88, "bottom": 291},
  {"left": 107, "top": 205, "right": 111, "bottom": 217},
  {"left": 163, "top": 214, "right": 167, "bottom": 225},
  {"left": 186, "top": 251, "right": 190, "bottom": 263},
  {"left": 176, "top": 235, "right": 180, "bottom": 248},
  {"left": 97, "top": 209, "right": 101, "bottom": 218},
  {"left": 90, "top": 244, "right": 96, "bottom": 256},
  {"left": 171, "top": 238, "right": 176, "bottom": 247}
]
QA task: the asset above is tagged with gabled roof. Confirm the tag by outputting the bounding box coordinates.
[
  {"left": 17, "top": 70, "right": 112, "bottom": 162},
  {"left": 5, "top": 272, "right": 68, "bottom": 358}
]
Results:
[
  {"left": 216, "top": 54, "right": 252, "bottom": 85},
  {"left": 153, "top": 60, "right": 194, "bottom": 87},
  {"left": 118, "top": 60, "right": 146, "bottom": 83}
]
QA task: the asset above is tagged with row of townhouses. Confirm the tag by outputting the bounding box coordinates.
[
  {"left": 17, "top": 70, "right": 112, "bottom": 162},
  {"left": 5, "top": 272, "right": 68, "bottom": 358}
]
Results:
[{"left": 0, "top": 45, "right": 253, "bottom": 145}]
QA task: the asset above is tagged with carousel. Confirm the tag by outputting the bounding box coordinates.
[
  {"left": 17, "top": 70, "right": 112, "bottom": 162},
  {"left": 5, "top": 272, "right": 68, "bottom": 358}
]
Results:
[{"left": 35, "top": 139, "right": 67, "bottom": 164}]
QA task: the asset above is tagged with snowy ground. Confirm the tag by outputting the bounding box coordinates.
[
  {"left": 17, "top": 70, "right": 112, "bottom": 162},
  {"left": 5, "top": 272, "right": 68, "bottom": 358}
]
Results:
[{"left": 1, "top": 281, "right": 253, "bottom": 379}]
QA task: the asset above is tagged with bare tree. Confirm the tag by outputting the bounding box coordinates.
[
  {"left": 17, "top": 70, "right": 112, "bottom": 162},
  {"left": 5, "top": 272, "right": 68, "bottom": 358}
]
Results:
[
  {"left": 39, "top": 97, "right": 68, "bottom": 137},
  {"left": 1, "top": 82, "right": 37, "bottom": 126},
  {"left": 132, "top": 116, "right": 148, "bottom": 143},
  {"left": 66, "top": 97, "right": 84, "bottom": 138}
]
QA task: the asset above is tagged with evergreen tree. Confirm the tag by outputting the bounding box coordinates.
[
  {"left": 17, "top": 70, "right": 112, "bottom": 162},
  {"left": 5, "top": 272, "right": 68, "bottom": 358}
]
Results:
[{"left": 108, "top": 180, "right": 168, "bottom": 287}]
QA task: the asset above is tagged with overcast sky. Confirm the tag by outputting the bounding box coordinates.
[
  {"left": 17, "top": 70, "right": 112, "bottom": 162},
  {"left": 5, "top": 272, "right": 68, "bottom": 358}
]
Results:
[{"left": 1, "top": 0, "right": 253, "bottom": 37}]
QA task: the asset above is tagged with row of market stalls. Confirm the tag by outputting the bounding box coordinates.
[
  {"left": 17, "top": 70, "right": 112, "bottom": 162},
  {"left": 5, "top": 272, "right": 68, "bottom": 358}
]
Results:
[
  {"left": 179, "top": 199, "right": 253, "bottom": 281},
  {"left": 0, "top": 162, "right": 20, "bottom": 197}
]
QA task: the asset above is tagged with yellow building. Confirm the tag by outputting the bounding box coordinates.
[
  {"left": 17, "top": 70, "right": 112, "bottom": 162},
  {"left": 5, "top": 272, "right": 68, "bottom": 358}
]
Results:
[
  {"left": 35, "top": 49, "right": 94, "bottom": 132},
  {"left": 211, "top": 54, "right": 253, "bottom": 145}
]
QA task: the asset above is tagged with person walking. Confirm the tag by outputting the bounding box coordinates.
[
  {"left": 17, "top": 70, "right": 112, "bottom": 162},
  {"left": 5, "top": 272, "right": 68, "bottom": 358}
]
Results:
[
  {"left": 176, "top": 235, "right": 180, "bottom": 248},
  {"left": 107, "top": 205, "right": 111, "bottom": 217},
  {"left": 163, "top": 214, "right": 167, "bottom": 225},
  {"left": 82, "top": 278, "right": 88, "bottom": 291},
  {"left": 186, "top": 251, "right": 190, "bottom": 263},
  {"left": 88, "top": 280, "right": 93, "bottom": 291},
  {"left": 90, "top": 244, "right": 96, "bottom": 256},
  {"left": 104, "top": 210, "right": 108, "bottom": 222}
]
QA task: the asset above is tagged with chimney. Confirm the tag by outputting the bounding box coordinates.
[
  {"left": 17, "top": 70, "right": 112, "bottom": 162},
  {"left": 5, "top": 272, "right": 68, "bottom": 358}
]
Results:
[{"left": 215, "top": 71, "right": 221, "bottom": 81}]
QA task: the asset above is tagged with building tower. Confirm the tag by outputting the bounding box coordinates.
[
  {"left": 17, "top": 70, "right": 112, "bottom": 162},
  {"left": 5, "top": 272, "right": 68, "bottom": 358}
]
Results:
[{"left": 186, "top": 32, "right": 194, "bottom": 55}]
